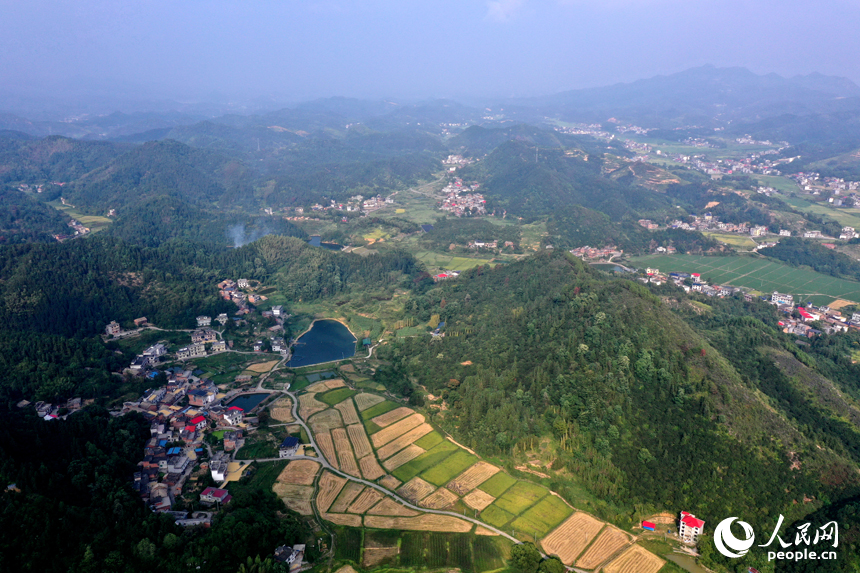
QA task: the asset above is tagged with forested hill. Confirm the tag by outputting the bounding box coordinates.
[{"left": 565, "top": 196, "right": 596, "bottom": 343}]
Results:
[
  {"left": 378, "top": 252, "right": 860, "bottom": 547},
  {"left": 462, "top": 140, "right": 671, "bottom": 221}
]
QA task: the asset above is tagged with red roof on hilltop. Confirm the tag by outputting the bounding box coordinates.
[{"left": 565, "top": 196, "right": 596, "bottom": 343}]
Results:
[
  {"left": 190, "top": 415, "right": 206, "bottom": 424},
  {"left": 682, "top": 515, "right": 706, "bottom": 529}
]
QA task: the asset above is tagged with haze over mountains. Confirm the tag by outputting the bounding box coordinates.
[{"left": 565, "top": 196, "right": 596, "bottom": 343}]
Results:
[{"left": 3, "top": 66, "right": 860, "bottom": 142}]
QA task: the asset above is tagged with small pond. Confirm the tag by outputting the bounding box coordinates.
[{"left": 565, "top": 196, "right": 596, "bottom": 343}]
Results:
[
  {"left": 287, "top": 319, "right": 356, "bottom": 368},
  {"left": 591, "top": 263, "right": 630, "bottom": 273},
  {"left": 308, "top": 236, "right": 343, "bottom": 250},
  {"left": 224, "top": 393, "right": 269, "bottom": 411}
]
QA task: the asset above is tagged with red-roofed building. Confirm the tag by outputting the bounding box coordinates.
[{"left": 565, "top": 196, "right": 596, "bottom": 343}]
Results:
[
  {"left": 679, "top": 511, "right": 705, "bottom": 543},
  {"left": 200, "top": 487, "right": 232, "bottom": 505},
  {"left": 190, "top": 415, "right": 207, "bottom": 430},
  {"left": 224, "top": 407, "right": 243, "bottom": 426}
]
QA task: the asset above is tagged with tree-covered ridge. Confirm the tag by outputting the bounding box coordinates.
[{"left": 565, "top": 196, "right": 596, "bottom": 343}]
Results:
[
  {"left": 0, "top": 187, "right": 71, "bottom": 244},
  {"left": 0, "top": 135, "right": 128, "bottom": 185},
  {"left": 379, "top": 252, "right": 857, "bottom": 530},
  {"left": 460, "top": 140, "right": 670, "bottom": 221}
]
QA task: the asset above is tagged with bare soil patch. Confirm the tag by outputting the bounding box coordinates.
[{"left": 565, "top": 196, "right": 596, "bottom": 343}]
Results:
[
  {"left": 363, "top": 547, "right": 399, "bottom": 567},
  {"left": 475, "top": 526, "right": 499, "bottom": 536},
  {"left": 270, "top": 398, "right": 294, "bottom": 423},
  {"left": 325, "top": 378, "right": 347, "bottom": 389}
]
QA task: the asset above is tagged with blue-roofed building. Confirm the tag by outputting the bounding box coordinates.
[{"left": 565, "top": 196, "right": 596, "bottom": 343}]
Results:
[
  {"left": 279, "top": 436, "right": 300, "bottom": 458},
  {"left": 167, "top": 447, "right": 182, "bottom": 456},
  {"left": 158, "top": 439, "right": 168, "bottom": 447}
]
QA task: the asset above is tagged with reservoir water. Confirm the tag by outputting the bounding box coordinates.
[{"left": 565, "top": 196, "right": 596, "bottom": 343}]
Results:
[
  {"left": 224, "top": 393, "right": 269, "bottom": 411},
  {"left": 287, "top": 319, "right": 357, "bottom": 367},
  {"left": 308, "top": 236, "right": 343, "bottom": 251}
]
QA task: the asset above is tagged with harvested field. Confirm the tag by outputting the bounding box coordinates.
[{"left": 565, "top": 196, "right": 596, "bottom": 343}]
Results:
[
  {"left": 376, "top": 423, "right": 433, "bottom": 460},
  {"left": 335, "top": 399, "right": 361, "bottom": 425},
  {"left": 397, "top": 476, "right": 436, "bottom": 503},
  {"left": 305, "top": 380, "right": 330, "bottom": 393},
  {"left": 602, "top": 544, "right": 664, "bottom": 573},
  {"left": 347, "top": 424, "right": 373, "bottom": 458},
  {"left": 355, "top": 393, "right": 385, "bottom": 411},
  {"left": 540, "top": 512, "right": 605, "bottom": 565},
  {"left": 330, "top": 482, "right": 365, "bottom": 513},
  {"left": 270, "top": 398, "right": 294, "bottom": 423},
  {"left": 322, "top": 512, "right": 362, "bottom": 527},
  {"left": 317, "top": 471, "right": 347, "bottom": 512},
  {"left": 463, "top": 489, "right": 496, "bottom": 511},
  {"left": 247, "top": 360, "right": 279, "bottom": 373},
  {"left": 447, "top": 461, "right": 500, "bottom": 495},
  {"left": 335, "top": 565, "right": 358, "bottom": 573},
  {"left": 364, "top": 514, "right": 472, "bottom": 533},
  {"left": 371, "top": 413, "right": 425, "bottom": 447},
  {"left": 316, "top": 431, "right": 338, "bottom": 469},
  {"left": 325, "top": 378, "right": 347, "bottom": 389},
  {"left": 372, "top": 406, "right": 413, "bottom": 428},
  {"left": 383, "top": 444, "right": 425, "bottom": 471},
  {"left": 340, "top": 364, "right": 356, "bottom": 373},
  {"left": 359, "top": 455, "right": 385, "bottom": 480},
  {"left": 379, "top": 475, "right": 402, "bottom": 490},
  {"left": 309, "top": 409, "right": 344, "bottom": 433},
  {"left": 333, "top": 428, "right": 360, "bottom": 477},
  {"left": 368, "top": 497, "right": 421, "bottom": 516},
  {"left": 348, "top": 488, "right": 384, "bottom": 513},
  {"left": 575, "top": 526, "right": 632, "bottom": 570},
  {"left": 276, "top": 460, "right": 320, "bottom": 485},
  {"left": 299, "top": 393, "right": 327, "bottom": 418},
  {"left": 272, "top": 483, "right": 314, "bottom": 515},
  {"left": 475, "top": 526, "right": 499, "bottom": 536},
  {"left": 419, "top": 487, "right": 458, "bottom": 510},
  {"left": 363, "top": 547, "right": 399, "bottom": 567}
]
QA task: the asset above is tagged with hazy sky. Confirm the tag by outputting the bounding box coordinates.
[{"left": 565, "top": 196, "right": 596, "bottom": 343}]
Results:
[{"left": 2, "top": 0, "right": 860, "bottom": 104}]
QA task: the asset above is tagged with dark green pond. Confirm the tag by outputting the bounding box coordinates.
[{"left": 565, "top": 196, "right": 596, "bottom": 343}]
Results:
[{"left": 287, "top": 319, "right": 356, "bottom": 367}]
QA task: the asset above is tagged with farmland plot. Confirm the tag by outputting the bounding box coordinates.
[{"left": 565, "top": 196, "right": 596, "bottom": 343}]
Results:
[
  {"left": 332, "top": 428, "right": 360, "bottom": 477},
  {"left": 367, "top": 497, "right": 420, "bottom": 516},
  {"left": 273, "top": 483, "right": 314, "bottom": 515},
  {"left": 540, "top": 512, "right": 604, "bottom": 565},
  {"left": 463, "top": 489, "right": 496, "bottom": 511},
  {"left": 276, "top": 460, "right": 320, "bottom": 485},
  {"left": 575, "top": 526, "right": 631, "bottom": 570},
  {"left": 298, "top": 393, "right": 327, "bottom": 418},
  {"left": 364, "top": 514, "right": 472, "bottom": 533},
  {"left": 376, "top": 423, "right": 433, "bottom": 459},
  {"left": 355, "top": 393, "right": 385, "bottom": 411},
  {"left": 447, "top": 461, "right": 500, "bottom": 495},
  {"left": 348, "top": 488, "right": 384, "bottom": 513},
  {"left": 335, "top": 399, "right": 361, "bottom": 425},
  {"left": 347, "top": 424, "right": 373, "bottom": 458},
  {"left": 383, "top": 444, "right": 425, "bottom": 471},
  {"left": 309, "top": 408, "right": 343, "bottom": 433},
  {"left": 321, "top": 512, "right": 362, "bottom": 527},
  {"left": 316, "top": 431, "right": 338, "bottom": 469},
  {"left": 359, "top": 455, "right": 385, "bottom": 480},
  {"left": 602, "top": 544, "right": 664, "bottom": 573},
  {"left": 372, "top": 406, "right": 413, "bottom": 428},
  {"left": 330, "top": 482, "right": 365, "bottom": 513},
  {"left": 379, "top": 475, "right": 402, "bottom": 490},
  {"left": 270, "top": 398, "right": 294, "bottom": 422},
  {"left": 419, "top": 488, "right": 459, "bottom": 510},
  {"left": 371, "top": 413, "right": 425, "bottom": 447},
  {"left": 317, "top": 471, "right": 347, "bottom": 512},
  {"left": 397, "top": 476, "right": 436, "bottom": 503}
]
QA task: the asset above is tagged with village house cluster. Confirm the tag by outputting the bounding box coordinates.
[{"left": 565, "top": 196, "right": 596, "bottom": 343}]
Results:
[
  {"left": 439, "top": 177, "right": 486, "bottom": 216},
  {"left": 442, "top": 154, "right": 475, "bottom": 171},
  {"left": 569, "top": 245, "right": 624, "bottom": 260},
  {"left": 789, "top": 172, "right": 860, "bottom": 206}
]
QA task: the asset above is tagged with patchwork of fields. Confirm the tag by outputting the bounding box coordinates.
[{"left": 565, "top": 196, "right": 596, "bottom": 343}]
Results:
[
  {"left": 630, "top": 253, "right": 860, "bottom": 305},
  {"left": 270, "top": 378, "right": 663, "bottom": 571}
]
